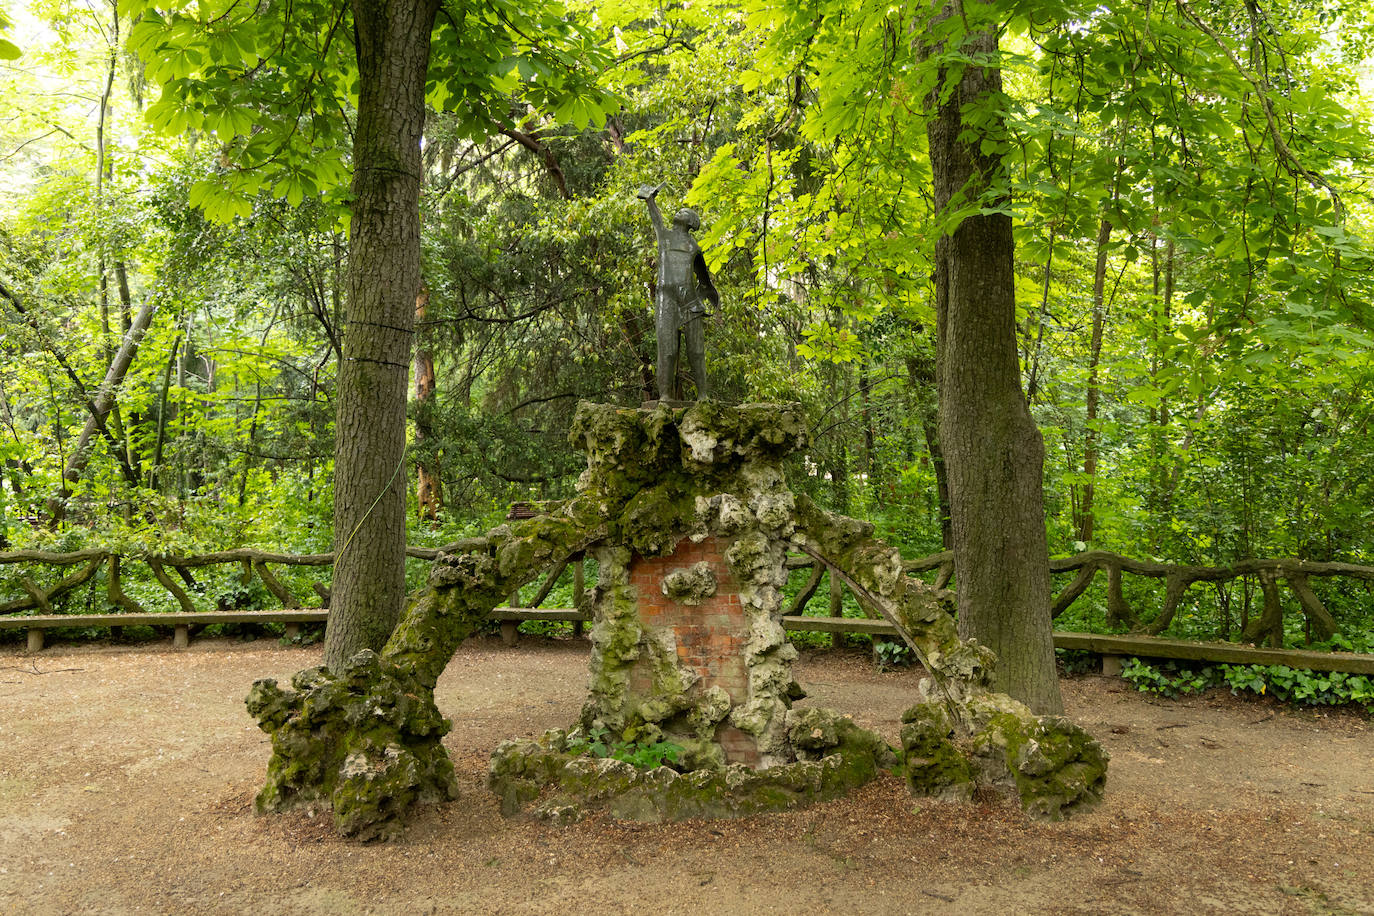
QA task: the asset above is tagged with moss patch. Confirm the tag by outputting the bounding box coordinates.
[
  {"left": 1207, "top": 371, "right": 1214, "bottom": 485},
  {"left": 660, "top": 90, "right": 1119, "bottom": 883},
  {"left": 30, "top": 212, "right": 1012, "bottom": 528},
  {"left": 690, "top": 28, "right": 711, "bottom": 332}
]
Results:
[
  {"left": 899, "top": 702, "right": 974, "bottom": 801},
  {"left": 898, "top": 694, "right": 1109, "bottom": 820},
  {"left": 247, "top": 508, "right": 601, "bottom": 839}
]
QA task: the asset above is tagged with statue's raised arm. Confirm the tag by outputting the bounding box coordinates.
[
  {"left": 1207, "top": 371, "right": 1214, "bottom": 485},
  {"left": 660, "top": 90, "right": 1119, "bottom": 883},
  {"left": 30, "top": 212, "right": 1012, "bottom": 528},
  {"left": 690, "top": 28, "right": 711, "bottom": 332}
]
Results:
[{"left": 637, "top": 182, "right": 668, "bottom": 242}]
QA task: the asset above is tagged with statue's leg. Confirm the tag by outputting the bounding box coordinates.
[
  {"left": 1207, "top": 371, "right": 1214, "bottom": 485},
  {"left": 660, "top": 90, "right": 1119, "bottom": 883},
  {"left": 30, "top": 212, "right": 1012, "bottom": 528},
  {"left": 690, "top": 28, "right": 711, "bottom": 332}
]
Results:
[
  {"left": 656, "top": 291, "right": 680, "bottom": 400},
  {"left": 684, "top": 312, "right": 707, "bottom": 399}
]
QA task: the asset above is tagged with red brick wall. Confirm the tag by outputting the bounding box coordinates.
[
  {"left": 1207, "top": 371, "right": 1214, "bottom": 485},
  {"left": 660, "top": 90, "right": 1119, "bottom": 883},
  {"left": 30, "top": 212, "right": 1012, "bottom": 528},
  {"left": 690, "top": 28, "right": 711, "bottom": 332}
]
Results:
[{"left": 627, "top": 536, "right": 760, "bottom": 765}]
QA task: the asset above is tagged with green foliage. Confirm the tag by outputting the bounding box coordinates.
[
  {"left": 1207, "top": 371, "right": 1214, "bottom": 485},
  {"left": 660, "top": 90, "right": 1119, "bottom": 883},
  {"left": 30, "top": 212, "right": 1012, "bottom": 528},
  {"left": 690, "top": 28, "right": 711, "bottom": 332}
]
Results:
[
  {"left": 872, "top": 638, "right": 913, "bottom": 671},
  {"left": 3, "top": 0, "right": 1374, "bottom": 662},
  {"left": 1121, "top": 657, "right": 1374, "bottom": 712},
  {"left": 1055, "top": 648, "right": 1100, "bottom": 677},
  {"left": 122, "top": 0, "right": 615, "bottom": 221},
  {"left": 1120, "top": 658, "right": 1222, "bottom": 698},
  {"left": 565, "top": 725, "right": 685, "bottom": 771},
  {"left": 0, "top": 11, "right": 18, "bottom": 60}
]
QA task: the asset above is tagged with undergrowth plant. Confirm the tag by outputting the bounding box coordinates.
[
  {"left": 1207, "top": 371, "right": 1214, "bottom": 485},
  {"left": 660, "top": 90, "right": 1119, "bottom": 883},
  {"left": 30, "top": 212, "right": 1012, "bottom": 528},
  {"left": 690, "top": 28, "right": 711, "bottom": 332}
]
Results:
[
  {"left": 1121, "top": 657, "right": 1374, "bottom": 712},
  {"left": 873, "top": 639, "right": 913, "bottom": 671},
  {"left": 565, "top": 726, "right": 686, "bottom": 770}
]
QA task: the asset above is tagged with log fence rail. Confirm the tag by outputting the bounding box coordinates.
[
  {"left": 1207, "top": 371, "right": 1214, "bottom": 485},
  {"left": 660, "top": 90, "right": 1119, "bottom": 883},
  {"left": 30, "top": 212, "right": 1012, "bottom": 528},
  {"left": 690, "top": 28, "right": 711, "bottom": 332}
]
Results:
[{"left": 5, "top": 546, "right": 1374, "bottom": 672}]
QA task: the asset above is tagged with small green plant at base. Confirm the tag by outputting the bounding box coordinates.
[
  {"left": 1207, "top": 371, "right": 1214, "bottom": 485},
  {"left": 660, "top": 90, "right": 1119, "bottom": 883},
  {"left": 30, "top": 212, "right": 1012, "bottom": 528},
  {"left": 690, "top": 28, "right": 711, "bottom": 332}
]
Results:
[
  {"left": 873, "top": 639, "right": 912, "bottom": 671},
  {"left": 565, "top": 726, "right": 686, "bottom": 770},
  {"left": 1056, "top": 648, "right": 1100, "bottom": 676},
  {"left": 516, "top": 619, "right": 580, "bottom": 639},
  {"left": 278, "top": 625, "right": 325, "bottom": 647},
  {"left": 1309, "top": 632, "right": 1374, "bottom": 655},
  {"left": 1121, "top": 658, "right": 1219, "bottom": 698}
]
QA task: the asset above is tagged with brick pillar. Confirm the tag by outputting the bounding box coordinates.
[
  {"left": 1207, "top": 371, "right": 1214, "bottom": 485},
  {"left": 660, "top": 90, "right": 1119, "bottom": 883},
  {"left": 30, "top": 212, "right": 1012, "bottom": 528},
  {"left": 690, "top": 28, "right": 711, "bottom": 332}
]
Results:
[{"left": 627, "top": 536, "right": 761, "bottom": 766}]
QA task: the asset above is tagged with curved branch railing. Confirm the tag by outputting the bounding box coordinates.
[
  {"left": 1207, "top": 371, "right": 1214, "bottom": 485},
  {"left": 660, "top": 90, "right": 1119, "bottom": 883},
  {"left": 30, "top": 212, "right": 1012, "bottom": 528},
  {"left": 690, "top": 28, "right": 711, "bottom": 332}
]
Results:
[
  {"left": 5, "top": 544, "right": 1372, "bottom": 649},
  {"left": 802, "top": 550, "right": 1374, "bottom": 648},
  {"left": 0, "top": 544, "right": 467, "bottom": 617},
  {"left": 1042, "top": 551, "right": 1374, "bottom": 646}
]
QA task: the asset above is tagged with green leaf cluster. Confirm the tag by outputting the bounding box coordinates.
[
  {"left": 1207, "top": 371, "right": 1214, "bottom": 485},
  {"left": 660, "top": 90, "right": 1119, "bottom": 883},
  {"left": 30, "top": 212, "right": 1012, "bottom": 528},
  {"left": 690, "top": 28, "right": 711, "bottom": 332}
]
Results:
[
  {"left": 1122, "top": 657, "right": 1374, "bottom": 711},
  {"left": 122, "top": 0, "right": 616, "bottom": 221},
  {"left": 564, "top": 725, "right": 686, "bottom": 770}
]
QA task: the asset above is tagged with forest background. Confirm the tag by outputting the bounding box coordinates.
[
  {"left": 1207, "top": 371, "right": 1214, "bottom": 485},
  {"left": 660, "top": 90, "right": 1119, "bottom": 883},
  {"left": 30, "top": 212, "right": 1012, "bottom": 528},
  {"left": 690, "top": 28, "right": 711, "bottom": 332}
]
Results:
[{"left": 3, "top": 0, "right": 1374, "bottom": 654}]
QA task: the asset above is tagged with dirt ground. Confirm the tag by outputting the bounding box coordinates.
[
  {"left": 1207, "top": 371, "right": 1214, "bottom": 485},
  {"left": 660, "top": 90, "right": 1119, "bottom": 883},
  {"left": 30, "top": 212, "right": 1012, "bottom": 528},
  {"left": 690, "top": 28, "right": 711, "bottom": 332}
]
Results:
[{"left": 1, "top": 635, "right": 1372, "bottom": 915}]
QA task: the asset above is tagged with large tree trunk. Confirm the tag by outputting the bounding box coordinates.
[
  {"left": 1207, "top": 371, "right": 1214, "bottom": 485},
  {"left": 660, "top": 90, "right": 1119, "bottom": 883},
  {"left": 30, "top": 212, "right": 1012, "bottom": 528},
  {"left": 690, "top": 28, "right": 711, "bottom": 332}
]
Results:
[
  {"left": 905, "top": 351, "right": 952, "bottom": 549},
  {"left": 924, "top": 9, "right": 1063, "bottom": 714},
  {"left": 324, "top": 0, "right": 439, "bottom": 670}
]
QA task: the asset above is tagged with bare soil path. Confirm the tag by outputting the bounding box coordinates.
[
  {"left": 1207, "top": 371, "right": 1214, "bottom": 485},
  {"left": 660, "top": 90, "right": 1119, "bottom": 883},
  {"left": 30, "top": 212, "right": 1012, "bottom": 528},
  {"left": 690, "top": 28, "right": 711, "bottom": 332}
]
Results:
[{"left": 1, "top": 636, "right": 1372, "bottom": 915}]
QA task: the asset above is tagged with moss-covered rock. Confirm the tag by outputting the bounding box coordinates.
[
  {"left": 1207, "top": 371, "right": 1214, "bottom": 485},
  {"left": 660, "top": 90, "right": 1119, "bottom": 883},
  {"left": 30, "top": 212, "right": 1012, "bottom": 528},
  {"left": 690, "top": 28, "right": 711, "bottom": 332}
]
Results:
[
  {"left": 792, "top": 486, "right": 1108, "bottom": 819},
  {"left": 899, "top": 702, "right": 974, "bottom": 801},
  {"left": 247, "top": 506, "right": 601, "bottom": 839},
  {"left": 246, "top": 650, "right": 457, "bottom": 841},
  {"left": 686, "top": 685, "right": 732, "bottom": 734},
  {"left": 661, "top": 562, "right": 718, "bottom": 604},
  {"left": 785, "top": 706, "right": 841, "bottom": 752},
  {"left": 488, "top": 717, "right": 892, "bottom": 824},
  {"left": 252, "top": 400, "right": 1107, "bottom": 839},
  {"left": 962, "top": 698, "right": 1109, "bottom": 820},
  {"left": 569, "top": 403, "right": 817, "bottom": 771},
  {"left": 898, "top": 693, "right": 1108, "bottom": 819}
]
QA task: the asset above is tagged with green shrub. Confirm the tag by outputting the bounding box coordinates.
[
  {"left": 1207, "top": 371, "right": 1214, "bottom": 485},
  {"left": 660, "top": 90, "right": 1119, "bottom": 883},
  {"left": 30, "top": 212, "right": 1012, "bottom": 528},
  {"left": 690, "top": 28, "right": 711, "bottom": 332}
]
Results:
[
  {"left": 1055, "top": 648, "right": 1100, "bottom": 676},
  {"left": 873, "top": 638, "right": 913, "bottom": 671},
  {"left": 1120, "top": 657, "right": 1374, "bottom": 712}
]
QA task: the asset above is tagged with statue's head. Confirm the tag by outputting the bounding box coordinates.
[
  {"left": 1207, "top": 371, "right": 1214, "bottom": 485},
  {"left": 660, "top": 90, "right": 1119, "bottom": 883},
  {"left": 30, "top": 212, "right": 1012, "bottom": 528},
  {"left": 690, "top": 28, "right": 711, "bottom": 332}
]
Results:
[{"left": 673, "top": 208, "right": 701, "bottom": 231}]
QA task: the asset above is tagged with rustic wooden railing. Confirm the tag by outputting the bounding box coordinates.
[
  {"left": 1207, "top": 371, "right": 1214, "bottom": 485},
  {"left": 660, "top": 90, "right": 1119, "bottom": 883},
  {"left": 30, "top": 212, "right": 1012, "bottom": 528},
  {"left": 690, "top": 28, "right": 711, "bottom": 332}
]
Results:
[
  {"left": 0, "top": 543, "right": 465, "bottom": 617},
  {"left": 787, "top": 549, "right": 1374, "bottom": 650},
  {"left": 5, "top": 545, "right": 1373, "bottom": 658},
  {"left": 1041, "top": 551, "right": 1374, "bottom": 647}
]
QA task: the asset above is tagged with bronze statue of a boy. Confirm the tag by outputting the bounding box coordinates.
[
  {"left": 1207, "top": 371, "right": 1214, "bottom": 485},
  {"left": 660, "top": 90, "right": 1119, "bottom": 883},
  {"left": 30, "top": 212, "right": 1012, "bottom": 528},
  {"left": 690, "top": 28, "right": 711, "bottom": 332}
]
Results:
[{"left": 638, "top": 182, "right": 717, "bottom": 401}]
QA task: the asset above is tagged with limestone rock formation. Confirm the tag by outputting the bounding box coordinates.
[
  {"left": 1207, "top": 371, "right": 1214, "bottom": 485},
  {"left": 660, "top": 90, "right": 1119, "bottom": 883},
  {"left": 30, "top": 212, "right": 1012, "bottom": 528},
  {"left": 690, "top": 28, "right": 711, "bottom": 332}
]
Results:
[{"left": 247, "top": 400, "right": 1107, "bottom": 837}]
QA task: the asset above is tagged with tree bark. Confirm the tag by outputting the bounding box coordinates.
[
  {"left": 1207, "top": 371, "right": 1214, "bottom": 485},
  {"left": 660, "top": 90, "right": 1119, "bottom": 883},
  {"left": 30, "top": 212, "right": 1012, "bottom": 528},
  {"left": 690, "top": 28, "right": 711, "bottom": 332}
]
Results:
[
  {"left": 3, "top": 278, "right": 138, "bottom": 491},
  {"left": 905, "top": 351, "right": 951, "bottom": 549},
  {"left": 1106, "top": 562, "right": 1135, "bottom": 629},
  {"left": 413, "top": 285, "right": 441, "bottom": 523},
  {"left": 1285, "top": 572, "right": 1337, "bottom": 643},
  {"left": 1050, "top": 561, "right": 1099, "bottom": 619},
  {"left": 859, "top": 359, "right": 875, "bottom": 491},
  {"left": 1076, "top": 216, "right": 1112, "bottom": 544},
  {"left": 500, "top": 127, "right": 571, "bottom": 199},
  {"left": 51, "top": 300, "right": 157, "bottom": 516},
  {"left": 1242, "top": 571, "right": 1285, "bottom": 648},
  {"left": 323, "top": 0, "right": 439, "bottom": 670},
  {"left": 923, "top": 8, "right": 1063, "bottom": 714},
  {"left": 785, "top": 563, "right": 826, "bottom": 615},
  {"left": 150, "top": 334, "right": 181, "bottom": 491}
]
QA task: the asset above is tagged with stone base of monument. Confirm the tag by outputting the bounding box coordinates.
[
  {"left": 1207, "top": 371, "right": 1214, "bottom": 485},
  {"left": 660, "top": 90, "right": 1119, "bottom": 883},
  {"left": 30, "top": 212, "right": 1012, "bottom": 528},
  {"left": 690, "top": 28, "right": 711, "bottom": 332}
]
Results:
[
  {"left": 489, "top": 714, "right": 893, "bottom": 824},
  {"left": 248, "top": 400, "right": 1107, "bottom": 839},
  {"left": 481, "top": 399, "right": 1106, "bottom": 824},
  {"left": 640, "top": 398, "right": 697, "bottom": 409},
  {"left": 487, "top": 403, "right": 896, "bottom": 822}
]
